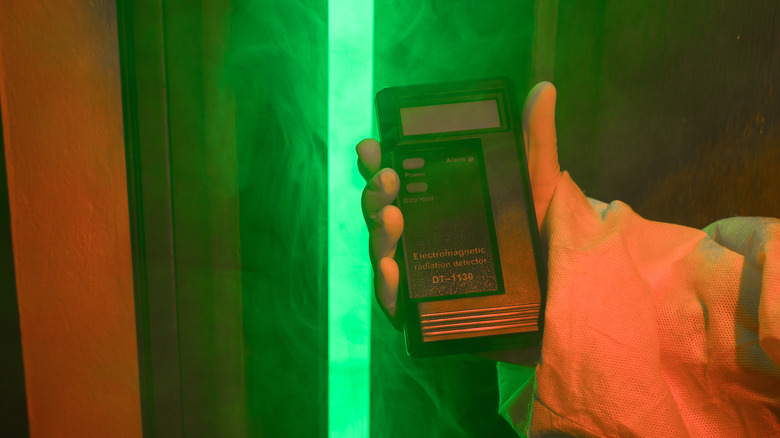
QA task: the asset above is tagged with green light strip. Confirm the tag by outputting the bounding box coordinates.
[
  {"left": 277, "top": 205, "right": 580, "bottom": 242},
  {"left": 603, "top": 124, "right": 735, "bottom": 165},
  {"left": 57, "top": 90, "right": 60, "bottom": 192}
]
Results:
[{"left": 328, "top": 0, "right": 373, "bottom": 437}]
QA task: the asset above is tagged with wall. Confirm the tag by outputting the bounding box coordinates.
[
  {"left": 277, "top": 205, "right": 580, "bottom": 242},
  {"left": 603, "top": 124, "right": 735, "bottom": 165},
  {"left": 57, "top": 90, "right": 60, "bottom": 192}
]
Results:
[
  {"left": 553, "top": 0, "right": 780, "bottom": 228},
  {"left": 0, "top": 1, "right": 142, "bottom": 437}
]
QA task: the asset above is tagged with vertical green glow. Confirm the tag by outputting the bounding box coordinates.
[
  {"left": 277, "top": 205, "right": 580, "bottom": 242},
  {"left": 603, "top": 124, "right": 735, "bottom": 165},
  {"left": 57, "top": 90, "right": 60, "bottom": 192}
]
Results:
[{"left": 328, "top": 0, "right": 373, "bottom": 437}]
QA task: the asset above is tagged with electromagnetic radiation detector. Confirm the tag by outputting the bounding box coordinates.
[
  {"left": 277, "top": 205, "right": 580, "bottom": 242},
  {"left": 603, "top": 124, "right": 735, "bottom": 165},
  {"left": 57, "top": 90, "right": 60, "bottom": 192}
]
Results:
[{"left": 375, "top": 77, "right": 546, "bottom": 356}]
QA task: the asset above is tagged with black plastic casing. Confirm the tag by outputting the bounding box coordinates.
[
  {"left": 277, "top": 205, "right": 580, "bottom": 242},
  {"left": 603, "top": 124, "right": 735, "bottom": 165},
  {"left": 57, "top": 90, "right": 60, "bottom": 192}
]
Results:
[{"left": 375, "top": 78, "right": 547, "bottom": 357}]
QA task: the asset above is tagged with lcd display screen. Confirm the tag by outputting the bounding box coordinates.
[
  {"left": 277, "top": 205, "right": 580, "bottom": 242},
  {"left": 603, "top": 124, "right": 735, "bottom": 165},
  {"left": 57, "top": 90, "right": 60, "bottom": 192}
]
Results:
[{"left": 400, "top": 100, "right": 501, "bottom": 136}]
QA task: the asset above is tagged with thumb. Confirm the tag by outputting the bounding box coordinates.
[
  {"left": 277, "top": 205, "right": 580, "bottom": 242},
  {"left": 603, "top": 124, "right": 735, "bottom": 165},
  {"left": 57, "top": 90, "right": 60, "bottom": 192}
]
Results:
[{"left": 522, "top": 82, "right": 561, "bottom": 230}]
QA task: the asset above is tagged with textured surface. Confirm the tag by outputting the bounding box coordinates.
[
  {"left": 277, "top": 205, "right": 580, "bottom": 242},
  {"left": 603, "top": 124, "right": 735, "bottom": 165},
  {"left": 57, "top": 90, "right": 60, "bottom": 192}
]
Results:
[
  {"left": 555, "top": 0, "right": 780, "bottom": 228},
  {"left": 0, "top": 1, "right": 142, "bottom": 436},
  {"left": 499, "top": 173, "right": 780, "bottom": 436}
]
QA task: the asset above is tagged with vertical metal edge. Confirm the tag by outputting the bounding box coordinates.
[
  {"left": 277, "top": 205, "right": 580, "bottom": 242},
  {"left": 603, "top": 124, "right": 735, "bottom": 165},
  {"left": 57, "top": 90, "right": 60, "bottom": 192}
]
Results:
[
  {"left": 115, "top": 0, "right": 183, "bottom": 436},
  {"left": 115, "top": 2, "right": 155, "bottom": 435},
  {"left": 0, "top": 87, "right": 31, "bottom": 438}
]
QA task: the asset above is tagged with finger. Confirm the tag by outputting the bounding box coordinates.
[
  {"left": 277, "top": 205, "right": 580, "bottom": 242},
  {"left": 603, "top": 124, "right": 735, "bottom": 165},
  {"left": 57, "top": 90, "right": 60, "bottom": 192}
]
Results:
[
  {"left": 369, "top": 205, "right": 404, "bottom": 264},
  {"left": 523, "top": 82, "right": 560, "bottom": 189},
  {"left": 375, "top": 256, "right": 402, "bottom": 329},
  {"left": 522, "top": 82, "right": 550, "bottom": 158},
  {"left": 361, "top": 168, "right": 400, "bottom": 225},
  {"left": 522, "top": 82, "right": 561, "bottom": 229},
  {"left": 356, "top": 138, "right": 382, "bottom": 182}
]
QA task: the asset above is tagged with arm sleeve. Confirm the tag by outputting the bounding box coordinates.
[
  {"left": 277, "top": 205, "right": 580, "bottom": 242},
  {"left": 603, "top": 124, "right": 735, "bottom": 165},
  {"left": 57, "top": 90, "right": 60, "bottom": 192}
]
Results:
[{"left": 497, "top": 172, "right": 780, "bottom": 437}]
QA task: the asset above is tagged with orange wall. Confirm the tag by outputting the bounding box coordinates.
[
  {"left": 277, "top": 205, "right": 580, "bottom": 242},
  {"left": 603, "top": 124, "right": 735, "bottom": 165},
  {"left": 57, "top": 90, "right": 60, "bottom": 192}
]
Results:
[{"left": 0, "top": 1, "right": 142, "bottom": 437}]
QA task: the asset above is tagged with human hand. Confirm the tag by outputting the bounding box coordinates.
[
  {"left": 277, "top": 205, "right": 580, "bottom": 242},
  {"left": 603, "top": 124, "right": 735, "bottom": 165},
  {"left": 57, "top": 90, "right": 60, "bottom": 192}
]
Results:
[{"left": 357, "top": 82, "right": 562, "bottom": 360}]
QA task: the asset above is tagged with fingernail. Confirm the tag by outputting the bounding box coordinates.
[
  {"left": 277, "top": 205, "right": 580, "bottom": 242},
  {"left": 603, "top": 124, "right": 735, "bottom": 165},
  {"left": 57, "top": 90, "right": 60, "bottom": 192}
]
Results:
[
  {"left": 379, "top": 170, "right": 397, "bottom": 192},
  {"left": 356, "top": 140, "right": 367, "bottom": 155}
]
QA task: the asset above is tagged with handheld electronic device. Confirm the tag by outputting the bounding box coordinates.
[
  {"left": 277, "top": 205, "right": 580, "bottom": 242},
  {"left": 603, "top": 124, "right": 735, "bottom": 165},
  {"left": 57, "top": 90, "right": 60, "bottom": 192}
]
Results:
[{"left": 375, "top": 77, "right": 546, "bottom": 356}]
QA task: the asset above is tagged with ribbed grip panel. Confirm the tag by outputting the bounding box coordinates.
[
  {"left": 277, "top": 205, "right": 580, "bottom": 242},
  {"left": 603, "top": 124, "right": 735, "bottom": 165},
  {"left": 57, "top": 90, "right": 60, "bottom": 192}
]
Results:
[{"left": 420, "top": 304, "right": 539, "bottom": 342}]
